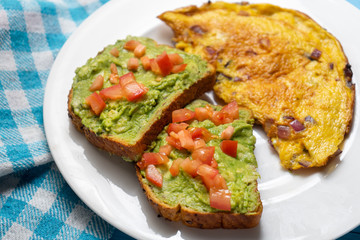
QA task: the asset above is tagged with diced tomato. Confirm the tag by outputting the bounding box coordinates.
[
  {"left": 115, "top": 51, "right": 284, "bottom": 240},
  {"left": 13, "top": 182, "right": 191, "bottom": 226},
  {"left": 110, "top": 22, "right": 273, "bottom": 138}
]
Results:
[
  {"left": 119, "top": 72, "right": 136, "bottom": 87},
  {"left": 171, "top": 64, "right": 187, "bottom": 74},
  {"left": 155, "top": 51, "right": 173, "bottom": 77},
  {"left": 221, "top": 101, "right": 239, "bottom": 120},
  {"left": 209, "top": 188, "right": 231, "bottom": 211},
  {"left": 167, "top": 123, "right": 189, "bottom": 134},
  {"left": 99, "top": 84, "right": 124, "bottom": 100},
  {"left": 166, "top": 135, "right": 182, "bottom": 150},
  {"left": 211, "top": 101, "right": 239, "bottom": 125},
  {"left": 127, "top": 57, "right": 139, "bottom": 71},
  {"left": 150, "top": 58, "right": 161, "bottom": 75},
  {"left": 134, "top": 44, "right": 146, "bottom": 58},
  {"left": 85, "top": 92, "right": 106, "bottom": 116},
  {"left": 178, "top": 130, "right": 195, "bottom": 151},
  {"left": 221, "top": 126, "right": 235, "bottom": 140},
  {"left": 195, "top": 107, "right": 212, "bottom": 121},
  {"left": 140, "top": 56, "right": 151, "bottom": 70},
  {"left": 172, "top": 109, "right": 195, "bottom": 123},
  {"left": 168, "top": 53, "right": 184, "bottom": 65},
  {"left": 124, "top": 40, "right": 141, "bottom": 51},
  {"left": 197, "top": 164, "right": 218, "bottom": 179},
  {"left": 110, "top": 63, "right": 118, "bottom": 74},
  {"left": 122, "top": 81, "right": 148, "bottom": 101},
  {"left": 189, "top": 127, "right": 213, "bottom": 142},
  {"left": 145, "top": 164, "right": 163, "bottom": 188},
  {"left": 110, "top": 73, "right": 120, "bottom": 84},
  {"left": 110, "top": 47, "right": 119, "bottom": 57},
  {"left": 169, "top": 158, "right": 183, "bottom": 177},
  {"left": 159, "top": 144, "right": 172, "bottom": 156},
  {"left": 210, "top": 158, "right": 218, "bottom": 168},
  {"left": 220, "top": 140, "right": 238, "bottom": 158},
  {"left": 137, "top": 152, "right": 169, "bottom": 170},
  {"left": 213, "top": 174, "right": 227, "bottom": 190},
  {"left": 180, "top": 158, "right": 202, "bottom": 177},
  {"left": 194, "top": 139, "right": 206, "bottom": 149},
  {"left": 89, "top": 75, "right": 104, "bottom": 91},
  {"left": 191, "top": 146, "right": 215, "bottom": 165}
]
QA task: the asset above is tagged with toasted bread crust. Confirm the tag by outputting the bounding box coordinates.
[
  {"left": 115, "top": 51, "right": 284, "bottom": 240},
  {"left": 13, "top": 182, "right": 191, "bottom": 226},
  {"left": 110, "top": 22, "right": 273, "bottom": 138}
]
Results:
[
  {"left": 136, "top": 167, "right": 262, "bottom": 229},
  {"left": 68, "top": 68, "right": 215, "bottom": 161}
]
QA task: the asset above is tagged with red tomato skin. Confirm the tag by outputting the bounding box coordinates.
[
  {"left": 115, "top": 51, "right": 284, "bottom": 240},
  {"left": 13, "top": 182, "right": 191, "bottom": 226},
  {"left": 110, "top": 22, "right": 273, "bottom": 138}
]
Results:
[
  {"left": 167, "top": 123, "right": 189, "bottom": 134},
  {"left": 191, "top": 146, "right": 215, "bottom": 165},
  {"left": 209, "top": 188, "right": 231, "bottom": 211},
  {"left": 168, "top": 53, "right": 184, "bottom": 65},
  {"left": 180, "top": 158, "right": 202, "bottom": 177},
  {"left": 140, "top": 56, "right": 151, "bottom": 70},
  {"left": 194, "top": 107, "right": 212, "bottom": 121},
  {"left": 159, "top": 145, "right": 172, "bottom": 156},
  {"left": 156, "top": 51, "right": 173, "bottom": 76},
  {"left": 178, "top": 130, "right": 195, "bottom": 151},
  {"left": 124, "top": 40, "right": 141, "bottom": 51},
  {"left": 137, "top": 152, "right": 169, "bottom": 170},
  {"left": 145, "top": 164, "right": 163, "bottom": 188},
  {"left": 123, "top": 81, "right": 147, "bottom": 101},
  {"left": 85, "top": 92, "right": 106, "bottom": 115},
  {"left": 169, "top": 158, "right": 183, "bottom": 177},
  {"left": 119, "top": 72, "right": 136, "bottom": 87},
  {"left": 220, "top": 140, "right": 238, "bottom": 158},
  {"left": 89, "top": 75, "right": 104, "bottom": 91},
  {"left": 99, "top": 84, "right": 124, "bottom": 100},
  {"left": 221, "top": 126, "right": 235, "bottom": 140},
  {"left": 221, "top": 101, "right": 239, "bottom": 120},
  {"left": 171, "top": 64, "right": 187, "bottom": 74},
  {"left": 166, "top": 135, "right": 183, "bottom": 150},
  {"left": 172, "top": 109, "right": 195, "bottom": 123}
]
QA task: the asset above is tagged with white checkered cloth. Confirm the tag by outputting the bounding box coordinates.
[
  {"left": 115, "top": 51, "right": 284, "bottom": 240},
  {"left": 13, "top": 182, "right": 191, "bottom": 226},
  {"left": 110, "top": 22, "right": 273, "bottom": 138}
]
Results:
[{"left": 0, "top": 0, "right": 132, "bottom": 239}]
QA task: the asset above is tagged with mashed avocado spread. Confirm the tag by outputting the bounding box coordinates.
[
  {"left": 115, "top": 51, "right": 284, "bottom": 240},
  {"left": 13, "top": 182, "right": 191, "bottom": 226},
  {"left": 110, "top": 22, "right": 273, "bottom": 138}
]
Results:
[
  {"left": 70, "top": 36, "right": 208, "bottom": 144},
  {"left": 141, "top": 100, "right": 261, "bottom": 213}
]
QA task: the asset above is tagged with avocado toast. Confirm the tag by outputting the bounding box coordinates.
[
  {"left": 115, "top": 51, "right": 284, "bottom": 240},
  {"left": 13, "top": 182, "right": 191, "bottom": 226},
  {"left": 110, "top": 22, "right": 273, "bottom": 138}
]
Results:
[
  {"left": 136, "top": 100, "right": 262, "bottom": 228},
  {"left": 68, "top": 36, "right": 215, "bottom": 161}
]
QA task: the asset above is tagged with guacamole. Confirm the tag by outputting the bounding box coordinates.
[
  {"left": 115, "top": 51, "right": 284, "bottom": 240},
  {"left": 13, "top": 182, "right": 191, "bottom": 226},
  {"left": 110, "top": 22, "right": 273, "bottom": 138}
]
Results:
[
  {"left": 70, "top": 36, "right": 209, "bottom": 145},
  {"left": 140, "top": 100, "right": 261, "bottom": 214}
]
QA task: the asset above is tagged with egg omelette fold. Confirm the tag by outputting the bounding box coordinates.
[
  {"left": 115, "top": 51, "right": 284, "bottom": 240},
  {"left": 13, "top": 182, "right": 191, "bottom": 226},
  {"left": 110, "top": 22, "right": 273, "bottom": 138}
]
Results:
[{"left": 159, "top": 1, "right": 355, "bottom": 170}]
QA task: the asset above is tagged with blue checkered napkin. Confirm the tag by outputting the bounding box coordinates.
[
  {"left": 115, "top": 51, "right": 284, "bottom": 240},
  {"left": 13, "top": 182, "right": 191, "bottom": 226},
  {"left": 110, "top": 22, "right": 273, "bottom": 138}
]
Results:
[{"left": 0, "top": 0, "right": 133, "bottom": 239}]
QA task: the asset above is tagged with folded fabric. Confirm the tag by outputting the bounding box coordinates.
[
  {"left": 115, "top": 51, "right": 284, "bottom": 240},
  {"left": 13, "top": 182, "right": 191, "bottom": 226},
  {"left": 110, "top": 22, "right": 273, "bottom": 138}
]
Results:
[{"left": 0, "top": 0, "right": 133, "bottom": 239}]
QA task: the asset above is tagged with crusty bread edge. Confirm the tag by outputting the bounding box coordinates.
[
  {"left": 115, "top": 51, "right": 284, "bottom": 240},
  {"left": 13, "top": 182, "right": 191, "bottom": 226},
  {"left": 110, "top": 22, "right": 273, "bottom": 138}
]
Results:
[
  {"left": 136, "top": 167, "right": 263, "bottom": 229},
  {"left": 68, "top": 65, "right": 216, "bottom": 161}
]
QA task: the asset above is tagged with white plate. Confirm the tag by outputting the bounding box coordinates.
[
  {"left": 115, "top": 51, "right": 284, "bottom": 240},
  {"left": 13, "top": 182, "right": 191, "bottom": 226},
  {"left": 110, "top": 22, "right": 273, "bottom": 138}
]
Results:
[{"left": 43, "top": 0, "right": 360, "bottom": 239}]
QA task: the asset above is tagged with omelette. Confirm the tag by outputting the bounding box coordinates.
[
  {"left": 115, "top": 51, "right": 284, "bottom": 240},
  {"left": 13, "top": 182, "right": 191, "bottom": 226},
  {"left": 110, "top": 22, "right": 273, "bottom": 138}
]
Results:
[{"left": 159, "top": 1, "right": 355, "bottom": 170}]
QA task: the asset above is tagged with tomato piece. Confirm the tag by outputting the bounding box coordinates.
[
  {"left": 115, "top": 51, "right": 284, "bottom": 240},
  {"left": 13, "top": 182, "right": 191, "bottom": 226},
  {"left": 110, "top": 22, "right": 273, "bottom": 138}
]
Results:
[
  {"left": 221, "top": 126, "right": 235, "bottom": 140},
  {"left": 140, "top": 56, "right": 151, "bottom": 70},
  {"left": 171, "top": 64, "right": 187, "bottom": 74},
  {"left": 85, "top": 92, "right": 106, "bottom": 116},
  {"left": 194, "top": 139, "right": 206, "bottom": 149},
  {"left": 89, "top": 75, "right": 104, "bottom": 91},
  {"left": 119, "top": 72, "right": 136, "bottom": 87},
  {"left": 191, "top": 146, "right": 215, "bottom": 165},
  {"left": 155, "top": 51, "right": 173, "bottom": 76},
  {"left": 210, "top": 158, "right": 218, "bottom": 168},
  {"left": 213, "top": 174, "right": 227, "bottom": 190},
  {"left": 221, "top": 101, "right": 239, "bottom": 120},
  {"left": 124, "top": 40, "right": 141, "bottom": 51},
  {"left": 180, "top": 158, "right": 202, "bottom": 177},
  {"left": 145, "top": 164, "right": 163, "bottom": 188},
  {"left": 127, "top": 57, "right": 139, "bottom": 71},
  {"left": 110, "top": 47, "right": 119, "bottom": 57},
  {"left": 150, "top": 58, "right": 161, "bottom": 75},
  {"left": 159, "top": 144, "right": 172, "bottom": 156},
  {"left": 134, "top": 44, "right": 146, "bottom": 58},
  {"left": 189, "top": 127, "right": 213, "bottom": 142},
  {"left": 109, "top": 73, "right": 119, "bottom": 84},
  {"left": 99, "top": 84, "right": 124, "bottom": 100},
  {"left": 211, "top": 111, "right": 232, "bottom": 126},
  {"left": 110, "top": 63, "right": 118, "bottom": 74},
  {"left": 122, "top": 81, "right": 148, "bottom": 101},
  {"left": 137, "top": 152, "right": 169, "bottom": 170},
  {"left": 169, "top": 158, "right": 183, "bottom": 177},
  {"left": 178, "top": 129, "right": 195, "bottom": 151},
  {"left": 168, "top": 53, "right": 184, "bottom": 65},
  {"left": 167, "top": 123, "right": 189, "bottom": 134},
  {"left": 166, "top": 135, "right": 182, "bottom": 150},
  {"left": 194, "top": 107, "right": 212, "bottom": 121},
  {"left": 220, "top": 140, "right": 238, "bottom": 158},
  {"left": 209, "top": 188, "right": 231, "bottom": 211},
  {"left": 172, "top": 109, "right": 195, "bottom": 123},
  {"left": 197, "top": 164, "right": 218, "bottom": 179}
]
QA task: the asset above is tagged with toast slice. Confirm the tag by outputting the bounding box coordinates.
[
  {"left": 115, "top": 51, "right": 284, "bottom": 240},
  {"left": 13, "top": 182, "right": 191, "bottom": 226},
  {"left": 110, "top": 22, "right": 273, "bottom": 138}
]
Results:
[
  {"left": 136, "top": 100, "right": 262, "bottom": 228},
  {"left": 158, "top": 2, "right": 355, "bottom": 170},
  {"left": 68, "top": 36, "right": 215, "bottom": 161}
]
